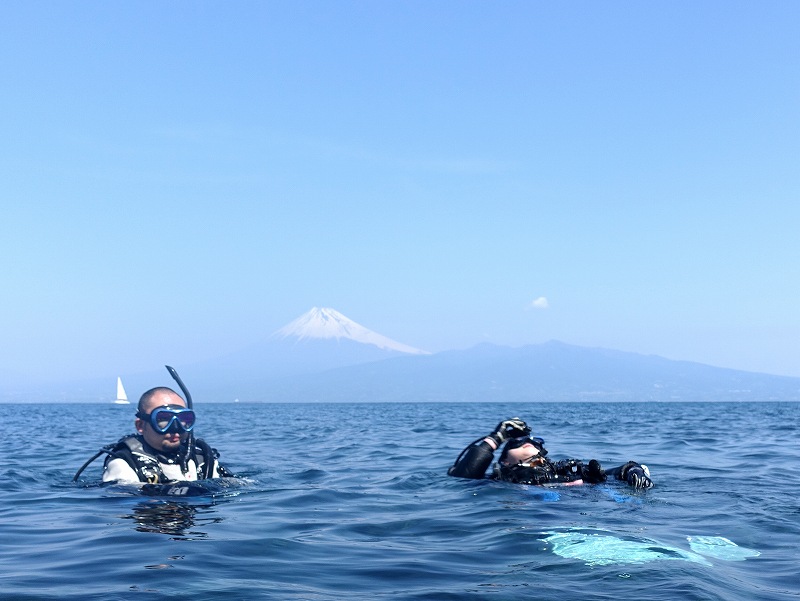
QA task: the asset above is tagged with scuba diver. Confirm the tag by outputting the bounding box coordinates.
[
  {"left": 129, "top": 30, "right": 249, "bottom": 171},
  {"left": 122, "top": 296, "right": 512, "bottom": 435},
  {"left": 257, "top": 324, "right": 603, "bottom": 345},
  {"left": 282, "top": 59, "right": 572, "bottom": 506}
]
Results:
[
  {"left": 74, "top": 367, "right": 233, "bottom": 485},
  {"left": 448, "top": 418, "right": 653, "bottom": 489}
]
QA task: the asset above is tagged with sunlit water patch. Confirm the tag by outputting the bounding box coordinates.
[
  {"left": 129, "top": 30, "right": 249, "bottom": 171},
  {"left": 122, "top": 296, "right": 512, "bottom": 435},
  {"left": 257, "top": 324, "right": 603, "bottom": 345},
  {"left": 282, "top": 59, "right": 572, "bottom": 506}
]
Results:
[{"left": 542, "top": 529, "right": 762, "bottom": 567}]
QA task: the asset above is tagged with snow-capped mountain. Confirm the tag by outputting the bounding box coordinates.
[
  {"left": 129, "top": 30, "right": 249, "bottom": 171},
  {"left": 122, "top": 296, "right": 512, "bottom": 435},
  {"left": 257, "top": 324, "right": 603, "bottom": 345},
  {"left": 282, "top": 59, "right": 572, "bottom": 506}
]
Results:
[
  {"left": 274, "top": 307, "right": 429, "bottom": 355},
  {"left": 101, "top": 307, "right": 431, "bottom": 400}
]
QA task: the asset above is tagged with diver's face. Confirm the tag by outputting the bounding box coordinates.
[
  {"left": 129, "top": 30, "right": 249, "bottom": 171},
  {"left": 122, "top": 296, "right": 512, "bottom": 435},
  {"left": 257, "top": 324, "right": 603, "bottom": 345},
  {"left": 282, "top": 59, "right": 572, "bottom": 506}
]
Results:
[
  {"left": 136, "top": 391, "right": 189, "bottom": 453},
  {"left": 503, "top": 442, "right": 540, "bottom": 465}
]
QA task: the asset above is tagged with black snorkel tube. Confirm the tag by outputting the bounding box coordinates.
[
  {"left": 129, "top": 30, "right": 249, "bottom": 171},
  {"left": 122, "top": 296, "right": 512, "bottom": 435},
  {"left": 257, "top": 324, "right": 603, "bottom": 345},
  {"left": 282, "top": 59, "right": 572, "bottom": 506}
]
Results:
[
  {"left": 165, "top": 365, "right": 195, "bottom": 473},
  {"left": 165, "top": 365, "right": 193, "bottom": 410}
]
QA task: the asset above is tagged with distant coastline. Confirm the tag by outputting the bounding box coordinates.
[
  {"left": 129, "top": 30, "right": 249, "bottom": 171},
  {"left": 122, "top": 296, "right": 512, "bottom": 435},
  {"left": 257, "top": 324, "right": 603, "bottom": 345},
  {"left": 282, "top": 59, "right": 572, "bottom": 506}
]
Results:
[{"left": 2, "top": 340, "right": 798, "bottom": 404}]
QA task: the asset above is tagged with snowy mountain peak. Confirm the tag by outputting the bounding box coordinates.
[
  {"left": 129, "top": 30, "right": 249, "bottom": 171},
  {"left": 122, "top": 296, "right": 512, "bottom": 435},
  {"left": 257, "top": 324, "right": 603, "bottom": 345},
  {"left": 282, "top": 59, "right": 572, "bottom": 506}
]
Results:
[{"left": 274, "top": 307, "right": 429, "bottom": 355}]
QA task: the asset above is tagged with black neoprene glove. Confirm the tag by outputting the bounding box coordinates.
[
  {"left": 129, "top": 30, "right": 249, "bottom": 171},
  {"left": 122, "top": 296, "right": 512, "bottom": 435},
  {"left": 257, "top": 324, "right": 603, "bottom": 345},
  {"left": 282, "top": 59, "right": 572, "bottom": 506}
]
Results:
[
  {"left": 488, "top": 418, "right": 530, "bottom": 446},
  {"left": 619, "top": 461, "right": 654, "bottom": 489},
  {"left": 582, "top": 459, "right": 607, "bottom": 483}
]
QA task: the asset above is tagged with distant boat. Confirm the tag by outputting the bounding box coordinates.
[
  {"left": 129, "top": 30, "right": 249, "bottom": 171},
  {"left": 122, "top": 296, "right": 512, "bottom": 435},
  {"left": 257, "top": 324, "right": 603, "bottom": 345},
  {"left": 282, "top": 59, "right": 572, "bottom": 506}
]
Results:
[{"left": 113, "top": 377, "right": 130, "bottom": 405}]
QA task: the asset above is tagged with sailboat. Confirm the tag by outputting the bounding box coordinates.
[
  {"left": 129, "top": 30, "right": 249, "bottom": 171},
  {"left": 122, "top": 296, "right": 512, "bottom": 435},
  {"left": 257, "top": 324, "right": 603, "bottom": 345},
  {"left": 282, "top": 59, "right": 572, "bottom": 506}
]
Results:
[{"left": 113, "top": 377, "right": 130, "bottom": 405}]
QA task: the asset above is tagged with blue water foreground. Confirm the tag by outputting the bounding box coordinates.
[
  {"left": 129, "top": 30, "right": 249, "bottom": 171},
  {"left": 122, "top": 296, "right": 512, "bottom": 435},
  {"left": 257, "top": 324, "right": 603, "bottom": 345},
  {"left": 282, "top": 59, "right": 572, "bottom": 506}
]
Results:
[{"left": 0, "top": 400, "right": 797, "bottom": 600}]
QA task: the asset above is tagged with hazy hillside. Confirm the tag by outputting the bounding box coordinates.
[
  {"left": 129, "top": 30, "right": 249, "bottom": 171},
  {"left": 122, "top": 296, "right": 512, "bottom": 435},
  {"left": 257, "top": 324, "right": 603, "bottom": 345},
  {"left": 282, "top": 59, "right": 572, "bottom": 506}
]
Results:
[
  {"left": 193, "top": 341, "right": 800, "bottom": 404},
  {"left": 3, "top": 335, "right": 799, "bottom": 404}
]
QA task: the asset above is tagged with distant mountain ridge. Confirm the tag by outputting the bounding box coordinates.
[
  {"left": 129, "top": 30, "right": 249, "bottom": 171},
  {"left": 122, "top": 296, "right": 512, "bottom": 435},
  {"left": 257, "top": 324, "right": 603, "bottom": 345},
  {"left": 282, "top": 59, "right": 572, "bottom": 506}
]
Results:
[
  {"left": 246, "top": 340, "right": 800, "bottom": 404},
  {"left": 2, "top": 309, "right": 799, "bottom": 403}
]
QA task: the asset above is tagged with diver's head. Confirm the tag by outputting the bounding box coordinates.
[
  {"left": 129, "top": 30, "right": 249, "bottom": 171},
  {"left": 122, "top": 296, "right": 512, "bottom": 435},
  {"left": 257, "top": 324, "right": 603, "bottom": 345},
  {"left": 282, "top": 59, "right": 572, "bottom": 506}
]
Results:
[
  {"left": 499, "top": 436, "right": 547, "bottom": 465},
  {"left": 135, "top": 387, "right": 194, "bottom": 453}
]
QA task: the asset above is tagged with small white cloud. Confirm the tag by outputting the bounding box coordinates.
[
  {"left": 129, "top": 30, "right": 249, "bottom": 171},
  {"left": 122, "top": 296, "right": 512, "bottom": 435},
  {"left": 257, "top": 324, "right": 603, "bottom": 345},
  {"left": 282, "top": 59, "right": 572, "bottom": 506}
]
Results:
[{"left": 529, "top": 296, "right": 549, "bottom": 310}]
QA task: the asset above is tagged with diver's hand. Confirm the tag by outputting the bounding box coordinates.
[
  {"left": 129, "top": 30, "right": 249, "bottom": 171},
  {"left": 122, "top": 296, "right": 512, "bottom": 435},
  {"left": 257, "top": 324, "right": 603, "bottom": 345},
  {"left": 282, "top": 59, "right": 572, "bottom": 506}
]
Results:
[
  {"left": 626, "top": 464, "right": 654, "bottom": 489},
  {"left": 582, "top": 459, "right": 607, "bottom": 484},
  {"left": 489, "top": 418, "right": 530, "bottom": 445}
]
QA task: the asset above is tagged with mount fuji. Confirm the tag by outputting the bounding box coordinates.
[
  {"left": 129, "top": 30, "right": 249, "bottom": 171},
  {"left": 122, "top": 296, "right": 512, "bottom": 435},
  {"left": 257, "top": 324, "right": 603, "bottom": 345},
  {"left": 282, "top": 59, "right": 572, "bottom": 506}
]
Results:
[
  {"left": 114, "top": 307, "right": 431, "bottom": 400},
  {"left": 274, "top": 307, "right": 428, "bottom": 355}
]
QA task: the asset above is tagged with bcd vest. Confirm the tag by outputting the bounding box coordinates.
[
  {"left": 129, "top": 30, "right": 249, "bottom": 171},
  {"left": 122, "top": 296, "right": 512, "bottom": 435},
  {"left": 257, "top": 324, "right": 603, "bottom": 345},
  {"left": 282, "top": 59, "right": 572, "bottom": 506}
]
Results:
[
  {"left": 102, "top": 434, "right": 220, "bottom": 484},
  {"left": 497, "top": 458, "right": 600, "bottom": 486}
]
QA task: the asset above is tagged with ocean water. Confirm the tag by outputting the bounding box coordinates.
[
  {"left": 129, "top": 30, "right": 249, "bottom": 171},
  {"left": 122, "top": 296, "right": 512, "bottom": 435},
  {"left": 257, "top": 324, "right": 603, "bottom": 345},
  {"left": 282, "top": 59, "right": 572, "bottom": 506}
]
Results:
[{"left": 1, "top": 400, "right": 798, "bottom": 601}]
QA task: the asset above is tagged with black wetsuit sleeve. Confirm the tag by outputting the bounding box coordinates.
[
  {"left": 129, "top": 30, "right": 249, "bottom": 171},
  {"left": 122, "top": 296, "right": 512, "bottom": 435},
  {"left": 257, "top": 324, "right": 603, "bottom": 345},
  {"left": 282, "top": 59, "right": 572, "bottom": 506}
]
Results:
[
  {"left": 448, "top": 440, "right": 495, "bottom": 479},
  {"left": 606, "top": 465, "right": 625, "bottom": 479}
]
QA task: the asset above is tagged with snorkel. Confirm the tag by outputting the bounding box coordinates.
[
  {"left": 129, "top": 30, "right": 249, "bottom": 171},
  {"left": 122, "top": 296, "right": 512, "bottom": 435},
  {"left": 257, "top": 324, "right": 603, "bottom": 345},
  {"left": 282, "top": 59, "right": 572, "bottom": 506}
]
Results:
[{"left": 165, "top": 365, "right": 195, "bottom": 474}]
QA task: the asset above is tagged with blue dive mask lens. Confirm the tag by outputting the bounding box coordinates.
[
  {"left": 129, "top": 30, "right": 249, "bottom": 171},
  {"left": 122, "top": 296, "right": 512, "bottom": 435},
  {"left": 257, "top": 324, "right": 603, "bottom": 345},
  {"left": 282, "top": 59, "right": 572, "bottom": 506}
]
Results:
[
  {"left": 141, "top": 406, "right": 196, "bottom": 434},
  {"left": 505, "top": 436, "right": 545, "bottom": 450}
]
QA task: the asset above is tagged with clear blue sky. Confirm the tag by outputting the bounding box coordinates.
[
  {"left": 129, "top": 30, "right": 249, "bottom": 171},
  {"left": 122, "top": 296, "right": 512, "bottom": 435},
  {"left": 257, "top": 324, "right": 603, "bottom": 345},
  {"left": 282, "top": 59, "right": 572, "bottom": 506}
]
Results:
[{"left": 2, "top": 2, "right": 798, "bottom": 382}]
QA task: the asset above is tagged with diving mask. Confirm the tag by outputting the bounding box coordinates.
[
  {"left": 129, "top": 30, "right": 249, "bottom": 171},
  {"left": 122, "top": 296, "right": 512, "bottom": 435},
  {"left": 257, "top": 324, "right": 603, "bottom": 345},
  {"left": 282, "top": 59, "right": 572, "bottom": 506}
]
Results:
[{"left": 138, "top": 405, "right": 196, "bottom": 434}]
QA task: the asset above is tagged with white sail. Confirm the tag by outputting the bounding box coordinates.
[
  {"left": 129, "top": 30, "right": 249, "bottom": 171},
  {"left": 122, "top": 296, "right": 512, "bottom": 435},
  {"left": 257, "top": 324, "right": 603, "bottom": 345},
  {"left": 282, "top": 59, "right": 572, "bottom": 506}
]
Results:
[{"left": 113, "top": 377, "right": 130, "bottom": 404}]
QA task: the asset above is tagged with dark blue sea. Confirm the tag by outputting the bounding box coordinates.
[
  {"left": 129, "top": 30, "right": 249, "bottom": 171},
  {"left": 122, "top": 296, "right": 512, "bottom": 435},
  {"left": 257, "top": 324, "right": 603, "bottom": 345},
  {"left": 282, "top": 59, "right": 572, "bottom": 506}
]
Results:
[{"left": 1, "top": 401, "right": 798, "bottom": 601}]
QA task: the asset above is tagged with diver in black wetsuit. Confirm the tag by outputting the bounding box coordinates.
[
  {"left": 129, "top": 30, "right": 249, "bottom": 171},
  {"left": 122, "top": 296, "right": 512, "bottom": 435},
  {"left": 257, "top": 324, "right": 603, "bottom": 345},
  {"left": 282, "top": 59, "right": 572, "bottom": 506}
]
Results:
[{"left": 448, "top": 418, "right": 653, "bottom": 489}]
